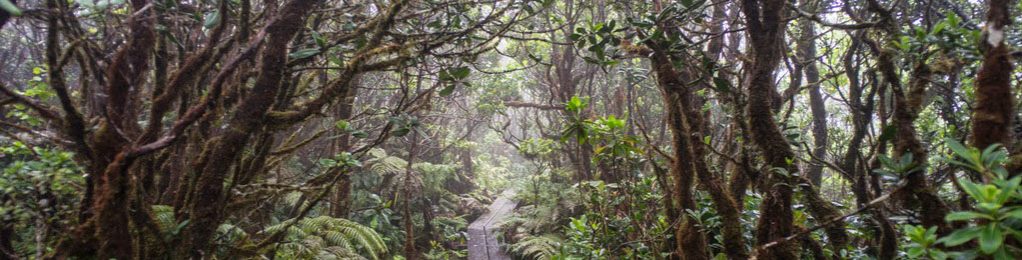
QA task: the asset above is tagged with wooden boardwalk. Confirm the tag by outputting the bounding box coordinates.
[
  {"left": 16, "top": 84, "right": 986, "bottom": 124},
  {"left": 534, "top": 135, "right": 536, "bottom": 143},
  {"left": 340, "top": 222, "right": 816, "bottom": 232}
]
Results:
[{"left": 467, "top": 190, "right": 516, "bottom": 260}]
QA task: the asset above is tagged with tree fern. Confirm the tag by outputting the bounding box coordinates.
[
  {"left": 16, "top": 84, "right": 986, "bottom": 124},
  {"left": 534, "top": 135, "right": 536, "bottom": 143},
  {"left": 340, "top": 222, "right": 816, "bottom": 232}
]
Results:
[
  {"left": 151, "top": 205, "right": 177, "bottom": 232},
  {"left": 261, "top": 216, "right": 388, "bottom": 259},
  {"left": 150, "top": 205, "right": 383, "bottom": 259},
  {"left": 215, "top": 223, "right": 251, "bottom": 249},
  {"left": 511, "top": 234, "right": 563, "bottom": 259},
  {"left": 366, "top": 148, "right": 407, "bottom": 175}
]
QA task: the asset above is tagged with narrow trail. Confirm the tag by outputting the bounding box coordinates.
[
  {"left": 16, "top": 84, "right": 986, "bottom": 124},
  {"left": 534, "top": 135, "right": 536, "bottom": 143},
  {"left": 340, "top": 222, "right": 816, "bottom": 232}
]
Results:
[{"left": 467, "top": 190, "right": 517, "bottom": 260}]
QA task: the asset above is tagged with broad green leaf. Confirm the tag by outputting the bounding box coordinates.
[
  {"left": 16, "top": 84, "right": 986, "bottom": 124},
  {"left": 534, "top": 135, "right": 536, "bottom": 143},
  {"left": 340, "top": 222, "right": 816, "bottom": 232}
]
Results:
[
  {"left": 204, "top": 11, "right": 221, "bottom": 29},
  {"left": 335, "top": 120, "right": 351, "bottom": 131},
  {"left": 946, "top": 137, "right": 979, "bottom": 166},
  {"left": 878, "top": 126, "right": 897, "bottom": 143},
  {"left": 979, "top": 224, "right": 1003, "bottom": 254},
  {"left": 938, "top": 227, "right": 982, "bottom": 246},
  {"left": 318, "top": 158, "right": 337, "bottom": 167},
  {"left": 945, "top": 211, "right": 993, "bottom": 221},
  {"left": 993, "top": 247, "right": 1010, "bottom": 260},
  {"left": 0, "top": 0, "right": 22, "bottom": 16},
  {"left": 312, "top": 31, "right": 327, "bottom": 47},
  {"left": 925, "top": 226, "right": 938, "bottom": 238},
  {"left": 569, "top": 33, "right": 583, "bottom": 41},
  {"left": 288, "top": 48, "right": 320, "bottom": 59},
  {"left": 391, "top": 127, "right": 411, "bottom": 137},
  {"left": 995, "top": 177, "right": 1021, "bottom": 204},
  {"left": 959, "top": 180, "right": 986, "bottom": 201},
  {"left": 438, "top": 84, "right": 455, "bottom": 97},
  {"left": 1001, "top": 208, "right": 1022, "bottom": 220},
  {"left": 351, "top": 131, "right": 368, "bottom": 138},
  {"left": 907, "top": 247, "right": 924, "bottom": 258},
  {"left": 450, "top": 66, "right": 470, "bottom": 80},
  {"left": 932, "top": 21, "right": 947, "bottom": 35}
]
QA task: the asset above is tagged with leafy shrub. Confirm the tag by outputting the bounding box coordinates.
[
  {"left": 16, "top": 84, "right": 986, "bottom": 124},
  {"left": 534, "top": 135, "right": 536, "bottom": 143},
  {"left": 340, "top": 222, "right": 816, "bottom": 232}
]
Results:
[{"left": 901, "top": 139, "right": 1022, "bottom": 259}]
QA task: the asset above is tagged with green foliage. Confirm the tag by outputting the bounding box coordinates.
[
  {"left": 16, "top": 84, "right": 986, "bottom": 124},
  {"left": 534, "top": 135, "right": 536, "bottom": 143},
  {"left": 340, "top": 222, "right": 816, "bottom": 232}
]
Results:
[
  {"left": 899, "top": 140, "right": 1022, "bottom": 259},
  {"left": 874, "top": 153, "right": 925, "bottom": 181},
  {"left": 519, "top": 138, "right": 558, "bottom": 159},
  {"left": 150, "top": 205, "right": 254, "bottom": 255},
  {"left": 0, "top": 144, "right": 82, "bottom": 210},
  {"left": 564, "top": 96, "right": 588, "bottom": 117},
  {"left": 151, "top": 205, "right": 190, "bottom": 241},
  {"left": 438, "top": 66, "right": 472, "bottom": 97},
  {"left": 288, "top": 48, "right": 320, "bottom": 59},
  {"left": 152, "top": 204, "right": 389, "bottom": 259},
  {"left": 562, "top": 215, "right": 608, "bottom": 258},
  {"left": 570, "top": 20, "right": 623, "bottom": 65},
  {"left": 5, "top": 68, "right": 53, "bottom": 126},
  {"left": 344, "top": 146, "right": 496, "bottom": 256},
  {"left": 3, "top": 0, "right": 1009, "bottom": 258},
  {"left": 514, "top": 97, "right": 670, "bottom": 259},
  {"left": 432, "top": 216, "right": 468, "bottom": 243},
  {"left": 366, "top": 148, "right": 408, "bottom": 176},
  {"left": 0, "top": 143, "right": 83, "bottom": 257},
  {"left": 570, "top": 0, "right": 708, "bottom": 66},
  {"left": 891, "top": 12, "right": 978, "bottom": 61},
  {"left": 423, "top": 216, "right": 469, "bottom": 259},
  {"left": 902, "top": 225, "right": 948, "bottom": 259},
  {"left": 261, "top": 216, "right": 388, "bottom": 259},
  {"left": 335, "top": 119, "right": 369, "bottom": 138},
  {"left": 591, "top": 115, "right": 640, "bottom": 163},
  {"left": 935, "top": 175, "right": 1022, "bottom": 257},
  {"left": 0, "top": 0, "right": 21, "bottom": 16},
  {"left": 414, "top": 161, "right": 461, "bottom": 198},
  {"left": 389, "top": 114, "right": 421, "bottom": 137},
  {"left": 946, "top": 138, "right": 1009, "bottom": 180},
  {"left": 439, "top": 67, "right": 471, "bottom": 81},
  {"left": 509, "top": 167, "right": 579, "bottom": 234},
  {"left": 74, "top": 0, "right": 125, "bottom": 12},
  {"left": 560, "top": 97, "right": 642, "bottom": 170},
  {"left": 424, "top": 240, "right": 466, "bottom": 259},
  {"left": 511, "top": 234, "right": 563, "bottom": 259},
  {"left": 203, "top": 10, "right": 221, "bottom": 29},
  {"left": 561, "top": 96, "right": 594, "bottom": 145},
  {"left": 318, "top": 152, "right": 363, "bottom": 169},
  {"left": 510, "top": 175, "right": 671, "bottom": 259}
]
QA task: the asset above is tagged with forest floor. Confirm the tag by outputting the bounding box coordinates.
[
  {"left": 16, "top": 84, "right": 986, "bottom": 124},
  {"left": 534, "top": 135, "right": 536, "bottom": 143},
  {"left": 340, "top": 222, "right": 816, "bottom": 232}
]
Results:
[{"left": 467, "top": 189, "right": 517, "bottom": 260}]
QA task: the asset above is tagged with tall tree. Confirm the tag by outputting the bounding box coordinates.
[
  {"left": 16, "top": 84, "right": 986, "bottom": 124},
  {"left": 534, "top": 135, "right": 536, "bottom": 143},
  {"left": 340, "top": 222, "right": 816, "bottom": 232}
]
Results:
[
  {"left": 798, "top": 0, "right": 828, "bottom": 187},
  {"left": 972, "top": 0, "right": 1013, "bottom": 158}
]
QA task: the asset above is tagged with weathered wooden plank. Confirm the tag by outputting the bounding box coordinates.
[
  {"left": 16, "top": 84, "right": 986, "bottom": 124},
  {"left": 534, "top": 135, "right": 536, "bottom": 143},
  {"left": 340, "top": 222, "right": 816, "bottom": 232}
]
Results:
[{"left": 467, "top": 190, "right": 517, "bottom": 260}]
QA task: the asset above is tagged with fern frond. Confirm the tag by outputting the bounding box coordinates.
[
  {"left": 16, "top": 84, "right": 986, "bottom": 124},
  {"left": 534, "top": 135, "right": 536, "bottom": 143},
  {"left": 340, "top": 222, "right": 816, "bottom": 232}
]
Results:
[
  {"left": 216, "top": 223, "right": 251, "bottom": 245},
  {"left": 511, "top": 234, "right": 563, "bottom": 259},
  {"left": 150, "top": 205, "right": 177, "bottom": 233},
  {"left": 263, "top": 216, "right": 387, "bottom": 260}
]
